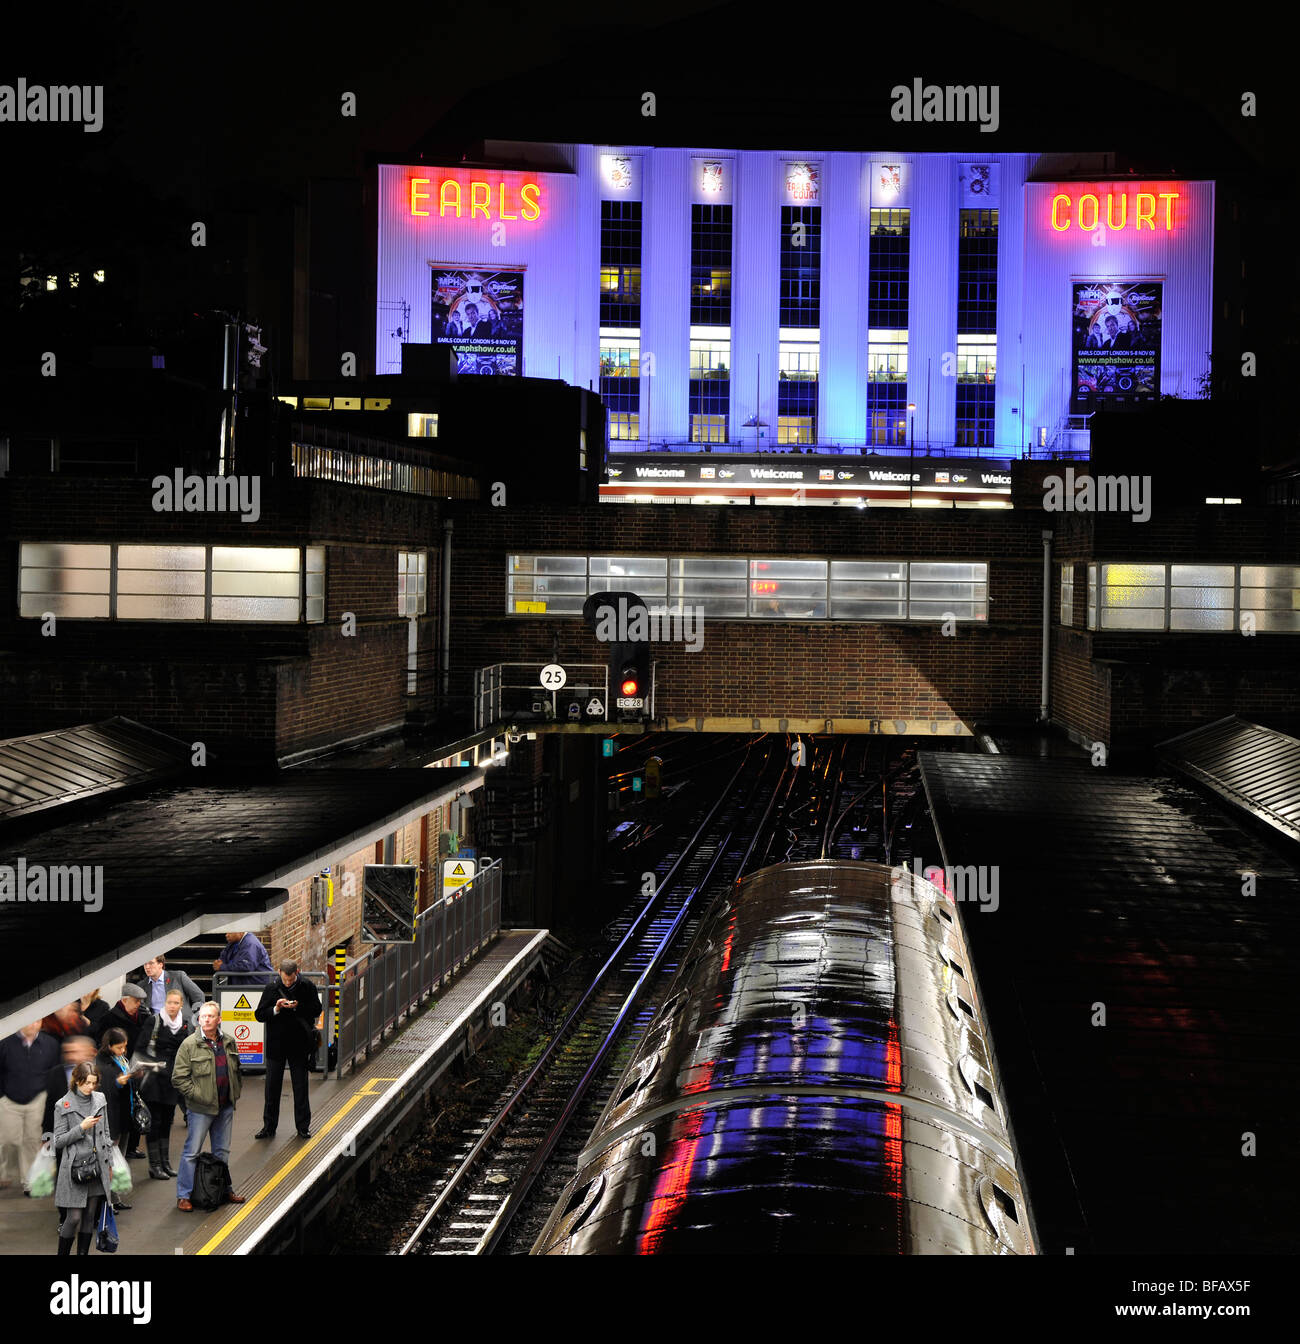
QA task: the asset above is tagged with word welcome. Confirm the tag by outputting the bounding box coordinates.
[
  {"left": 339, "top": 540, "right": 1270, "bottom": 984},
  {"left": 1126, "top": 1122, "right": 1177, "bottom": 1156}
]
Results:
[
  {"left": 0, "top": 860, "right": 103, "bottom": 912},
  {"left": 890, "top": 79, "right": 999, "bottom": 133},
  {"left": 0, "top": 79, "right": 103, "bottom": 133},
  {"left": 410, "top": 178, "right": 541, "bottom": 222},
  {"left": 1043, "top": 468, "right": 1151, "bottom": 523},
  {"left": 152, "top": 470, "right": 261, "bottom": 523},
  {"left": 50, "top": 1277, "right": 150, "bottom": 1325},
  {"left": 593, "top": 597, "right": 704, "bottom": 652}
]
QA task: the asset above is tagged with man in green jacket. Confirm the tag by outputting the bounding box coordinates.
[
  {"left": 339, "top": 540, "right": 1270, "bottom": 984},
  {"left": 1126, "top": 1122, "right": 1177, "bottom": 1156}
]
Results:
[{"left": 170, "top": 1002, "right": 248, "bottom": 1211}]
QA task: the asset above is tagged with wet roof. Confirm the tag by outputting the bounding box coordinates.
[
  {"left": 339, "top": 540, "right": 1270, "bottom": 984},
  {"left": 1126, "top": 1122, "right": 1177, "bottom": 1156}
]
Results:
[
  {"left": 0, "top": 767, "right": 479, "bottom": 1033},
  {"left": 1158, "top": 716, "right": 1300, "bottom": 846},
  {"left": 0, "top": 718, "right": 191, "bottom": 821},
  {"left": 918, "top": 752, "right": 1300, "bottom": 1254}
]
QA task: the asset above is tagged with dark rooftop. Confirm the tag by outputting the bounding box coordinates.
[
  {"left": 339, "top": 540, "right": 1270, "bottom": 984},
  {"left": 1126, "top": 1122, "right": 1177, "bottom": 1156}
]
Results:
[
  {"left": 918, "top": 753, "right": 1300, "bottom": 1254},
  {"left": 0, "top": 767, "right": 479, "bottom": 1031}
]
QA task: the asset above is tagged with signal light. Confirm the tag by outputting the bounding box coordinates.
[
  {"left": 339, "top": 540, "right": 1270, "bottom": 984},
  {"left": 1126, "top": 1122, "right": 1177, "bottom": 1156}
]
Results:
[{"left": 621, "top": 676, "right": 639, "bottom": 696}]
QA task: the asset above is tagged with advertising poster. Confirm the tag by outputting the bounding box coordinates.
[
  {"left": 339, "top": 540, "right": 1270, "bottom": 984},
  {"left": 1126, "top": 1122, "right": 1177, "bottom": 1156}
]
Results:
[
  {"left": 432, "top": 267, "right": 524, "bottom": 375},
  {"left": 1072, "top": 281, "right": 1162, "bottom": 406}
]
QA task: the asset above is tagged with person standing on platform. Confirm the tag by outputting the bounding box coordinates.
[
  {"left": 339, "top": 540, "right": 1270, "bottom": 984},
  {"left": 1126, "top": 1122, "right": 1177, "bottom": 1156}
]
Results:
[
  {"left": 253, "top": 960, "right": 322, "bottom": 1139},
  {"left": 103, "top": 985, "right": 150, "bottom": 1160},
  {"left": 0, "top": 1021, "right": 58, "bottom": 1194},
  {"left": 212, "top": 931, "right": 275, "bottom": 987},
  {"left": 95, "top": 1027, "right": 146, "bottom": 1210},
  {"left": 52, "top": 1061, "right": 116, "bottom": 1256},
  {"left": 80, "top": 989, "right": 111, "bottom": 1040},
  {"left": 140, "top": 990, "right": 191, "bottom": 1179},
  {"left": 140, "top": 955, "right": 204, "bottom": 1026},
  {"left": 171, "top": 1002, "right": 247, "bottom": 1211}
]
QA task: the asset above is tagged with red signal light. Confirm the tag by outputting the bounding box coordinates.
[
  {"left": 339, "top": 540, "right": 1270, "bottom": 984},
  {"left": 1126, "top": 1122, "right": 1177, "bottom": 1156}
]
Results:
[{"left": 621, "top": 677, "right": 639, "bottom": 696}]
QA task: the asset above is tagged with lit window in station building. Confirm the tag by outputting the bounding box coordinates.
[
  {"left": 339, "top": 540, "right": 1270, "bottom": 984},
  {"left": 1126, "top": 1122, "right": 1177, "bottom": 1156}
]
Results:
[
  {"left": 407, "top": 412, "right": 439, "bottom": 438},
  {"left": 398, "top": 551, "right": 428, "bottom": 616},
  {"left": 1086, "top": 564, "right": 1300, "bottom": 633}
]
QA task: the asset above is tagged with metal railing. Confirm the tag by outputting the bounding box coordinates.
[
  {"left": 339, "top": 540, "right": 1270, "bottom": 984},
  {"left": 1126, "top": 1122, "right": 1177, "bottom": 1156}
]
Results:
[
  {"left": 475, "top": 663, "right": 622, "bottom": 730},
  {"left": 331, "top": 859, "right": 503, "bottom": 1078}
]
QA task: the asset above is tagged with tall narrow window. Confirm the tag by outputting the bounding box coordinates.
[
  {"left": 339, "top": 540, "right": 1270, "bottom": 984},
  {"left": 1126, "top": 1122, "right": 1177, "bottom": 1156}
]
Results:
[
  {"left": 600, "top": 200, "right": 642, "bottom": 442},
  {"left": 956, "top": 208, "right": 998, "bottom": 449},
  {"left": 867, "top": 209, "right": 909, "bottom": 446},
  {"left": 690, "top": 204, "right": 731, "bottom": 441},
  {"left": 1060, "top": 562, "right": 1075, "bottom": 626}
]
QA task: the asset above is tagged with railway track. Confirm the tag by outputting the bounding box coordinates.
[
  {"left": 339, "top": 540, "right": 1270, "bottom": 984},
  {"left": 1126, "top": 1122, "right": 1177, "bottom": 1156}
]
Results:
[{"left": 397, "top": 737, "right": 787, "bottom": 1256}]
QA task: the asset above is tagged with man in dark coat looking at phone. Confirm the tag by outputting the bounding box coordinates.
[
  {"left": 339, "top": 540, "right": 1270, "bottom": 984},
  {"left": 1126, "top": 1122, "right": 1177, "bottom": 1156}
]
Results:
[{"left": 253, "top": 960, "right": 322, "bottom": 1140}]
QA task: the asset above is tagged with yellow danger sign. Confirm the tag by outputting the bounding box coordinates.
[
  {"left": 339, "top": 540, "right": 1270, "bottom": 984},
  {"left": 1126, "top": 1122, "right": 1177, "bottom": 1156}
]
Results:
[
  {"left": 443, "top": 858, "right": 477, "bottom": 898},
  {"left": 233, "top": 994, "right": 252, "bottom": 1011}
]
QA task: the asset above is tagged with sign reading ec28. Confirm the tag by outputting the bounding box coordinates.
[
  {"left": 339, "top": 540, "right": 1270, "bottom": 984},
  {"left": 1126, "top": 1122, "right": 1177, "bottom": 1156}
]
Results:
[{"left": 409, "top": 174, "right": 542, "bottom": 222}]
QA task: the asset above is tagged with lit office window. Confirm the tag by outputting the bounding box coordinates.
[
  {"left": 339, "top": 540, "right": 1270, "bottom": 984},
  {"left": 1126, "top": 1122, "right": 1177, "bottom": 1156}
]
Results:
[
  {"left": 1170, "top": 564, "right": 1234, "bottom": 631},
  {"left": 670, "top": 558, "right": 748, "bottom": 617},
  {"left": 690, "top": 414, "right": 727, "bottom": 443},
  {"left": 116, "top": 545, "right": 206, "bottom": 620},
  {"left": 908, "top": 562, "right": 988, "bottom": 621},
  {"left": 830, "top": 560, "right": 907, "bottom": 620},
  {"left": 398, "top": 551, "right": 428, "bottom": 616},
  {"left": 750, "top": 560, "right": 828, "bottom": 619},
  {"left": 506, "top": 555, "right": 588, "bottom": 615},
  {"left": 588, "top": 557, "right": 668, "bottom": 603},
  {"left": 779, "top": 206, "right": 821, "bottom": 327},
  {"left": 18, "top": 543, "right": 111, "bottom": 619},
  {"left": 1096, "top": 563, "right": 1166, "bottom": 630},
  {"left": 20, "top": 545, "right": 322, "bottom": 622},
  {"left": 690, "top": 327, "right": 730, "bottom": 443},
  {"left": 600, "top": 199, "right": 642, "bottom": 327},
  {"left": 777, "top": 416, "right": 815, "bottom": 444},
  {"left": 1087, "top": 564, "right": 1098, "bottom": 629},
  {"left": 607, "top": 412, "right": 639, "bottom": 440},
  {"left": 1240, "top": 565, "right": 1300, "bottom": 632},
  {"left": 407, "top": 412, "right": 439, "bottom": 438},
  {"left": 1060, "top": 562, "right": 1075, "bottom": 626}
]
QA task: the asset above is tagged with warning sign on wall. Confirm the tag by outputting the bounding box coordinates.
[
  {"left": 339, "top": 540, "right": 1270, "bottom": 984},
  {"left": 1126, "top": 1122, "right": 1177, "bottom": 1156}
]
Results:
[
  {"left": 220, "top": 991, "right": 264, "bottom": 1067},
  {"left": 443, "top": 858, "right": 477, "bottom": 900}
]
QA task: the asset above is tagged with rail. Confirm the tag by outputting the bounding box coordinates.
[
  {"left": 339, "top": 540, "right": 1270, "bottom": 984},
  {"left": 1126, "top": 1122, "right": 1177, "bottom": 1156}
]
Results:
[
  {"left": 332, "top": 859, "right": 503, "bottom": 1078},
  {"left": 475, "top": 662, "right": 624, "bottom": 731},
  {"left": 398, "top": 743, "right": 770, "bottom": 1255}
]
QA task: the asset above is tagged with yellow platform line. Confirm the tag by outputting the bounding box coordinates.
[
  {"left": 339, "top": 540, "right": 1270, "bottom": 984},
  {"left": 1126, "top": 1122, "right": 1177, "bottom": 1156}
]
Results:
[{"left": 196, "top": 1078, "right": 400, "bottom": 1255}]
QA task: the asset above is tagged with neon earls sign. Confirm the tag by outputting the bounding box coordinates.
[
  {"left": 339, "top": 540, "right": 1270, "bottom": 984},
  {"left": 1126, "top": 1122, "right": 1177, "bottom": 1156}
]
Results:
[
  {"left": 407, "top": 170, "right": 542, "bottom": 222},
  {"left": 1048, "top": 183, "right": 1182, "bottom": 233}
]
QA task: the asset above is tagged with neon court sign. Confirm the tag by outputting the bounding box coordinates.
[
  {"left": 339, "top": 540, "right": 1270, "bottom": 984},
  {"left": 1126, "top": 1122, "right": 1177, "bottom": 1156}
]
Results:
[{"left": 1050, "top": 188, "right": 1181, "bottom": 233}]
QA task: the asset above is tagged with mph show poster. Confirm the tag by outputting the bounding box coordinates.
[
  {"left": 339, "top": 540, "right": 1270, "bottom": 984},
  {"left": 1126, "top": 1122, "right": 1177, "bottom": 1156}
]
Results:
[
  {"left": 432, "top": 268, "right": 524, "bottom": 375},
  {"left": 1072, "top": 280, "right": 1162, "bottom": 407}
]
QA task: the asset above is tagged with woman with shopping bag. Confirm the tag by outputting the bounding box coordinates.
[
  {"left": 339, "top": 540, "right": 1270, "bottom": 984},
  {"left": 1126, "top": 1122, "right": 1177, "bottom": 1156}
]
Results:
[
  {"left": 96, "top": 1027, "right": 146, "bottom": 1211},
  {"left": 51, "top": 1061, "right": 116, "bottom": 1256}
]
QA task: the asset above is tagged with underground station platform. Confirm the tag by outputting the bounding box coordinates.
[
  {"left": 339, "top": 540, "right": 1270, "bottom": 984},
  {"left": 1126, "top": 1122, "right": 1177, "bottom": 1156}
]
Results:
[{"left": 0, "top": 929, "right": 548, "bottom": 1256}]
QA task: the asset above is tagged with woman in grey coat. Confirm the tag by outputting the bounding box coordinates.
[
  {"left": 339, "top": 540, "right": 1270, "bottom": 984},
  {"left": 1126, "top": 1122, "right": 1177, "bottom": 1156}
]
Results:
[{"left": 52, "top": 1060, "right": 116, "bottom": 1255}]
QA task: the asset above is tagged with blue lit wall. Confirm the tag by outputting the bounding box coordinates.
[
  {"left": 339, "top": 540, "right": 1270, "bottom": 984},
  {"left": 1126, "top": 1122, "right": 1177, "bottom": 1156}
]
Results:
[{"left": 376, "top": 148, "right": 1214, "bottom": 459}]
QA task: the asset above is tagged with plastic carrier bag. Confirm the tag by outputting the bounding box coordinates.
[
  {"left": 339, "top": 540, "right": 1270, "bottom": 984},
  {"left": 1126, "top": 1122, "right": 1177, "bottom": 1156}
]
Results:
[
  {"left": 109, "top": 1144, "right": 133, "bottom": 1195},
  {"left": 26, "top": 1141, "right": 56, "bottom": 1198}
]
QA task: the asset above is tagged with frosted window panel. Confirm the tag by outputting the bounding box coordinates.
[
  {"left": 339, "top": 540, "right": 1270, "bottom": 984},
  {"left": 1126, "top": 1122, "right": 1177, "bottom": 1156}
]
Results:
[
  {"left": 516, "top": 595, "right": 585, "bottom": 614},
  {"left": 830, "top": 581, "right": 906, "bottom": 599},
  {"left": 1101, "top": 607, "right": 1164, "bottom": 629},
  {"left": 212, "top": 596, "right": 301, "bottom": 621},
  {"left": 20, "top": 569, "right": 111, "bottom": 594},
  {"left": 589, "top": 557, "right": 668, "bottom": 577},
  {"left": 591, "top": 577, "right": 667, "bottom": 597},
  {"left": 306, "top": 597, "right": 325, "bottom": 623},
  {"left": 831, "top": 561, "right": 906, "bottom": 580},
  {"left": 754, "top": 598, "right": 827, "bottom": 618},
  {"left": 212, "top": 571, "right": 300, "bottom": 598},
  {"left": 751, "top": 560, "right": 827, "bottom": 580},
  {"left": 752, "top": 579, "right": 825, "bottom": 600},
  {"left": 306, "top": 573, "right": 324, "bottom": 597},
  {"left": 117, "top": 545, "right": 204, "bottom": 570},
  {"left": 116, "top": 594, "right": 205, "bottom": 620},
  {"left": 1102, "top": 563, "right": 1164, "bottom": 585},
  {"left": 911, "top": 582, "right": 988, "bottom": 602},
  {"left": 910, "top": 601, "right": 985, "bottom": 620},
  {"left": 116, "top": 570, "right": 205, "bottom": 595},
  {"left": 1257, "top": 611, "right": 1300, "bottom": 632},
  {"left": 674, "top": 558, "right": 746, "bottom": 578},
  {"left": 911, "top": 562, "right": 987, "bottom": 582},
  {"left": 830, "top": 599, "right": 907, "bottom": 619},
  {"left": 212, "top": 547, "right": 300, "bottom": 572},
  {"left": 512, "top": 555, "right": 585, "bottom": 575},
  {"left": 1170, "top": 565, "right": 1233, "bottom": 586},
  {"left": 306, "top": 547, "right": 325, "bottom": 574},
  {"left": 20, "top": 543, "right": 110, "bottom": 568},
  {"left": 511, "top": 575, "right": 587, "bottom": 596},
  {"left": 1240, "top": 566, "right": 1300, "bottom": 587},
  {"left": 1240, "top": 588, "right": 1300, "bottom": 612},
  {"left": 1170, "top": 608, "right": 1234, "bottom": 631},
  {"left": 1170, "top": 586, "right": 1232, "bottom": 610},
  {"left": 672, "top": 578, "right": 748, "bottom": 598},
  {"left": 1104, "top": 585, "right": 1165, "bottom": 609},
  {"left": 20, "top": 593, "right": 110, "bottom": 618}
]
